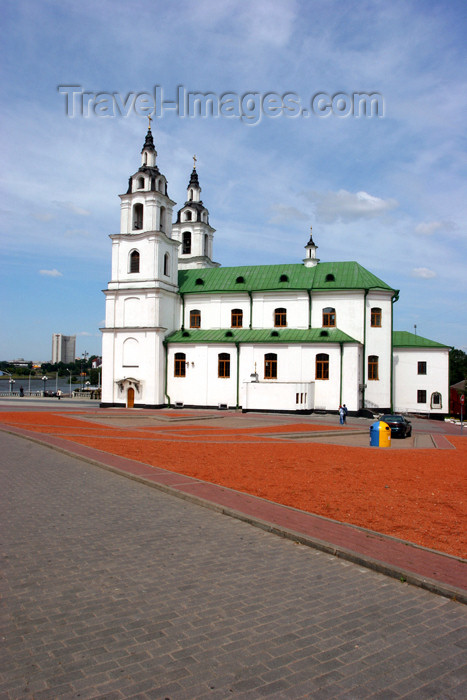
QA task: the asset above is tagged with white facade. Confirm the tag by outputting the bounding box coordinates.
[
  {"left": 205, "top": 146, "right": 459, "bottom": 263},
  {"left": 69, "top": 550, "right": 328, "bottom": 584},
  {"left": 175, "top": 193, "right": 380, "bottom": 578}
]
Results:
[
  {"left": 101, "top": 129, "right": 449, "bottom": 415},
  {"left": 393, "top": 346, "right": 450, "bottom": 414}
]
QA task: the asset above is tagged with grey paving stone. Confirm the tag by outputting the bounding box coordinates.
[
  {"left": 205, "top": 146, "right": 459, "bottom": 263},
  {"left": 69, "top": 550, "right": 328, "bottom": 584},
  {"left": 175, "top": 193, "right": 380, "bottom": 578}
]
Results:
[{"left": 1, "top": 430, "right": 467, "bottom": 700}]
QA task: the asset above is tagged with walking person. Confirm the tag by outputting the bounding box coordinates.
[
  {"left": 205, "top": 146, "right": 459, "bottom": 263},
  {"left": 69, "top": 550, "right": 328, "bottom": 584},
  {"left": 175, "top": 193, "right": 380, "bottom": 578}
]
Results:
[
  {"left": 343, "top": 404, "right": 348, "bottom": 423},
  {"left": 57, "top": 389, "right": 62, "bottom": 400},
  {"left": 339, "top": 405, "right": 345, "bottom": 425}
]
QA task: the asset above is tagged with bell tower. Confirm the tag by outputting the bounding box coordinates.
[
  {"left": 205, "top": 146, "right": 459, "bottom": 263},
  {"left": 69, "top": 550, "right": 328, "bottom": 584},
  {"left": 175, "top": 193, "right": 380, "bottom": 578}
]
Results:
[
  {"left": 101, "top": 123, "right": 181, "bottom": 408},
  {"left": 172, "top": 157, "right": 219, "bottom": 269}
]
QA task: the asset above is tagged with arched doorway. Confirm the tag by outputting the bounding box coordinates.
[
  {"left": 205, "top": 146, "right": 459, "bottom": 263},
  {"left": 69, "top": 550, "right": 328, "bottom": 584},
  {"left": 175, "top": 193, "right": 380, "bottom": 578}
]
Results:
[{"left": 127, "top": 387, "right": 135, "bottom": 408}]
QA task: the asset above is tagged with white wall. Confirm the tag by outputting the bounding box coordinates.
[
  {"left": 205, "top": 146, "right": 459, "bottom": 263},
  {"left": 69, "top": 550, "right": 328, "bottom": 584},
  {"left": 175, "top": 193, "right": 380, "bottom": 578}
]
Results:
[{"left": 393, "top": 347, "right": 449, "bottom": 414}]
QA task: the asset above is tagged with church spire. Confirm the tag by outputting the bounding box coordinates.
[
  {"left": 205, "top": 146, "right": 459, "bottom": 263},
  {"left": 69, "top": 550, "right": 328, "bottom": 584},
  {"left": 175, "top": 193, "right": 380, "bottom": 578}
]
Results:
[{"left": 141, "top": 116, "right": 157, "bottom": 167}]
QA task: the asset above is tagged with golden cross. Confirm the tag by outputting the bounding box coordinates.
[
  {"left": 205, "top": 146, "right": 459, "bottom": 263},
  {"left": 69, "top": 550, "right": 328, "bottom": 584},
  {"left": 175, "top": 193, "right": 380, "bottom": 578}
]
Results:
[
  {"left": 193, "top": 154, "right": 197, "bottom": 169},
  {"left": 148, "top": 114, "right": 152, "bottom": 130}
]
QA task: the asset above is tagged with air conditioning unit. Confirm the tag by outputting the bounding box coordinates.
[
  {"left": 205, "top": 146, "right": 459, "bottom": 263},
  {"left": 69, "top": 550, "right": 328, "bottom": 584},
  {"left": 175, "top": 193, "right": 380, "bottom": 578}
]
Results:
[
  {"left": 217, "top": 403, "right": 228, "bottom": 410},
  {"left": 174, "top": 401, "right": 184, "bottom": 408}
]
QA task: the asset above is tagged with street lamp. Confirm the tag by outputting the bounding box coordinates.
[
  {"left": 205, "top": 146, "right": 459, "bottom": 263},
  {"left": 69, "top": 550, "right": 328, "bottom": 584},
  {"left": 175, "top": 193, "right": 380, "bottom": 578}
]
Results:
[
  {"left": 67, "top": 369, "right": 72, "bottom": 398},
  {"left": 42, "top": 375, "right": 48, "bottom": 396},
  {"left": 9, "top": 377, "right": 15, "bottom": 394},
  {"left": 81, "top": 351, "right": 88, "bottom": 390}
]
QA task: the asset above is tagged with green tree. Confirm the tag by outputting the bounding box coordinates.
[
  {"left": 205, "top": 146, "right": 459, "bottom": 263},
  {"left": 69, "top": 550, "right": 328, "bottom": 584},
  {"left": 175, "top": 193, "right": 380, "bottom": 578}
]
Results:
[{"left": 449, "top": 348, "right": 467, "bottom": 385}]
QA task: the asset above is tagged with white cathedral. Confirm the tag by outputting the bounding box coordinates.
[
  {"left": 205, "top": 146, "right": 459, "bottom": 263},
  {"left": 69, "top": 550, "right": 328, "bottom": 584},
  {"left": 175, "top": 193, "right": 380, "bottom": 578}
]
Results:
[{"left": 101, "top": 126, "right": 449, "bottom": 415}]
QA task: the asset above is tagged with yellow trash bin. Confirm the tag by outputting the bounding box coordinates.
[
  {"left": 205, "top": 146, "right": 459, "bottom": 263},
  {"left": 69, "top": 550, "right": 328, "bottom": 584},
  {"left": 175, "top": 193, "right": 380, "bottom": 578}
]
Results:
[{"left": 370, "top": 421, "right": 391, "bottom": 447}]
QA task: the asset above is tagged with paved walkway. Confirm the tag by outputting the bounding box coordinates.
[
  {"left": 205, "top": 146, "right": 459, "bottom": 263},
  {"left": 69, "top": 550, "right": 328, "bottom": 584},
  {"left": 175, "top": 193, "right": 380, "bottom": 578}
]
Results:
[
  {"left": 1, "top": 412, "right": 466, "bottom": 604},
  {"left": 1, "top": 430, "right": 467, "bottom": 699}
]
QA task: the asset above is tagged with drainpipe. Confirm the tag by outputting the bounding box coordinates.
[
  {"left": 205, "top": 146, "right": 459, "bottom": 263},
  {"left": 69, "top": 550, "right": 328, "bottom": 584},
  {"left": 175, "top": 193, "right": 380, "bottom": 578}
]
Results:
[
  {"left": 362, "top": 289, "right": 369, "bottom": 409},
  {"left": 235, "top": 341, "right": 240, "bottom": 409},
  {"left": 248, "top": 291, "right": 253, "bottom": 329},
  {"left": 391, "top": 291, "right": 399, "bottom": 412},
  {"left": 339, "top": 342, "right": 343, "bottom": 406},
  {"left": 180, "top": 293, "right": 185, "bottom": 330},
  {"left": 307, "top": 289, "right": 312, "bottom": 329},
  {"left": 163, "top": 340, "right": 171, "bottom": 407}
]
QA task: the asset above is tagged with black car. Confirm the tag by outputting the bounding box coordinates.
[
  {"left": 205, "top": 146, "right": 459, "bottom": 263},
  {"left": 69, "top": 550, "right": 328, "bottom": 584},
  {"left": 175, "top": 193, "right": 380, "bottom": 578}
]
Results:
[{"left": 380, "top": 414, "right": 412, "bottom": 439}]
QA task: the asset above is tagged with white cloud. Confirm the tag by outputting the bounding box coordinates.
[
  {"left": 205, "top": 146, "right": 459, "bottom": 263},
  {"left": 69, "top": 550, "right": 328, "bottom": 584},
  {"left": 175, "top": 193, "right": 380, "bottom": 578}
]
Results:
[
  {"left": 306, "top": 190, "right": 398, "bottom": 224},
  {"left": 411, "top": 267, "right": 437, "bottom": 279},
  {"left": 39, "top": 269, "right": 63, "bottom": 277}
]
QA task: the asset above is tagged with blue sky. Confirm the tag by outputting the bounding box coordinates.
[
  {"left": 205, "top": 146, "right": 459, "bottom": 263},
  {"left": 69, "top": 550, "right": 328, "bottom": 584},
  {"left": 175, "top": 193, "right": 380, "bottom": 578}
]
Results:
[{"left": 1, "top": 0, "right": 466, "bottom": 362}]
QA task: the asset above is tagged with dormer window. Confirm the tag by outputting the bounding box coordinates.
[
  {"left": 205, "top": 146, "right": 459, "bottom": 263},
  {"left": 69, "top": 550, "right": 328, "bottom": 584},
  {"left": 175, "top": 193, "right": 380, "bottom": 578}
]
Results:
[
  {"left": 279, "top": 274, "right": 289, "bottom": 283},
  {"left": 325, "top": 273, "right": 335, "bottom": 282}
]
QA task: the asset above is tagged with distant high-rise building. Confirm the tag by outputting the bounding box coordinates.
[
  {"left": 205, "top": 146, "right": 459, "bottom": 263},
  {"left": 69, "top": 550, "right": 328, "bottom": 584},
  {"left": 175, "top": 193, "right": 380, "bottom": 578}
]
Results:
[{"left": 52, "top": 334, "right": 76, "bottom": 364}]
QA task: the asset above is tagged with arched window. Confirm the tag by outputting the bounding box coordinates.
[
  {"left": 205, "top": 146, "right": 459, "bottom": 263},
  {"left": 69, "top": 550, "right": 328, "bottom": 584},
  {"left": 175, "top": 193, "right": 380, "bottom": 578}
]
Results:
[
  {"left": 174, "top": 352, "right": 186, "bottom": 377},
  {"left": 204, "top": 234, "right": 209, "bottom": 256},
  {"left": 218, "top": 353, "right": 230, "bottom": 378},
  {"left": 322, "top": 307, "right": 336, "bottom": 327},
  {"left": 184, "top": 210, "right": 192, "bottom": 221},
  {"left": 371, "top": 307, "right": 382, "bottom": 327},
  {"left": 137, "top": 177, "right": 144, "bottom": 189},
  {"left": 231, "top": 309, "right": 243, "bottom": 328},
  {"left": 183, "top": 231, "right": 192, "bottom": 255},
  {"left": 189, "top": 189, "right": 194, "bottom": 201},
  {"left": 316, "top": 353, "right": 329, "bottom": 380},
  {"left": 368, "top": 355, "right": 379, "bottom": 380},
  {"left": 129, "top": 250, "right": 140, "bottom": 273},
  {"left": 160, "top": 206, "right": 166, "bottom": 232},
  {"left": 158, "top": 179, "right": 164, "bottom": 192},
  {"left": 264, "top": 353, "right": 277, "bottom": 379},
  {"left": 163, "top": 252, "right": 169, "bottom": 276},
  {"left": 133, "top": 203, "right": 143, "bottom": 230},
  {"left": 431, "top": 392, "right": 442, "bottom": 408},
  {"left": 190, "top": 309, "right": 201, "bottom": 328},
  {"left": 274, "top": 308, "right": 287, "bottom": 327}
]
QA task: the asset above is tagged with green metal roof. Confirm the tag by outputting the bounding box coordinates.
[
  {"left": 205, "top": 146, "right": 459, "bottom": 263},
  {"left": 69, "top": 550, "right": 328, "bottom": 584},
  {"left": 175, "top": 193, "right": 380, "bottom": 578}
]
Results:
[
  {"left": 165, "top": 327, "right": 359, "bottom": 345},
  {"left": 178, "top": 262, "right": 395, "bottom": 295},
  {"left": 392, "top": 331, "right": 450, "bottom": 348}
]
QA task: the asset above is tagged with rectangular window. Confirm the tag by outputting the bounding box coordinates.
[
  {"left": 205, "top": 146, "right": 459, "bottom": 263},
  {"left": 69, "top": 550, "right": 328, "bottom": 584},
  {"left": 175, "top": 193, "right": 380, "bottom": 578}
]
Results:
[
  {"left": 316, "top": 354, "right": 329, "bottom": 380},
  {"left": 274, "top": 308, "right": 287, "bottom": 327},
  {"left": 417, "top": 390, "right": 427, "bottom": 404},
  {"left": 264, "top": 353, "right": 277, "bottom": 379},
  {"left": 371, "top": 308, "right": 382, "bottom": 327},
  {"left": 174, "top": 353, "right": 186, "bottom": 377},
  {"left": 368, "top": 355, "right": 379, "bottom": 381},
  {"left": 231, "top": 309, "right": 243, "bottom": 328},
  {"left": 218, "top": 353, "right": 230, "bottom": 378},
  {"left": 418, "top": 361, "right": 427, "bottom": 375},
  {"left": 190, "top": 310, "right": 201, "bottom": 328},
  {"left": 322, "top": 307, "right": 336, "bottom": 327}
]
